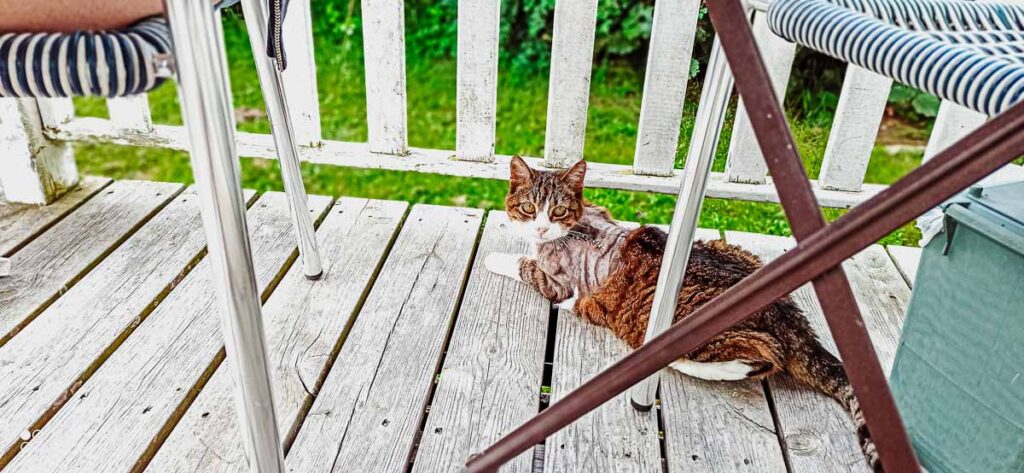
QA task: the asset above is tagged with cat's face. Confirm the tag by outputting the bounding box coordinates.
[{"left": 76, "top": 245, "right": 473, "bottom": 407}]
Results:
[{"left": 505, "top": 156, "right": 587, "bottom": 244}]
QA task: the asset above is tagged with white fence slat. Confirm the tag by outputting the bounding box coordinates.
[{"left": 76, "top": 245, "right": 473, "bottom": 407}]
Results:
[
  {"left": 725, "top": 13, "right": 797, "bottom": 184},
  {"left": 362, "top": 0, "right": 408, "bottom": 155},
  {"left": 817, "top": 66, "right": 892, "bottom": 191},
  {"left": 36, "top": 98, "right": 74, "bottom": 129},
  {"left": 923, "top": 101, "right": 987, "bottom": 162},
  {"left": 0, "top": 98, "right": 78, "bottom": 204},
  {"left": 632, "top": 0, "right": 700, "bottom": 177},
  {"left": 543, "top": 0, "right": 599, "bottom": 168},
  {"left": 282, "top": 0, "right": 322, "bottom": 147},
  {"left": 106, "top": 95, "right": 153, "bottom": 131},
  {"left": 455, "top": 0, "right": 501, "bottom": 162}
]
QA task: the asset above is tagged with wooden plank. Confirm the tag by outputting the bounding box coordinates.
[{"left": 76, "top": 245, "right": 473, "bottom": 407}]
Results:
[
  {"left": 361, "top": 0, "right": 408, "bottom": 155},
  {"left": 287, "top": 205, "right": 483, "bottom": 472},
  {"left": 455, "top": 0, "right": 500, "bottom": 162},
  {"left": 0, "top": 180, "right": 180, "bottom": 346},
  {"left": 0, "top": 176, "right": 110, "bottom": 256},
  {"left": 725, "top": 13, "right": 796, "bottom": 185},
  {"left": 281, "top": 0, "right": 322, "bottom": 147},
  {"left": 0, "top": 258, "right": 9, "bottom": 277},
  {"left": 0, "top": 98, "right": 78, "bottom": 204},
  {"left": 146, "top": 198, "right": 406, "bottom": 473},
  {"left": 412, "top": 212, "right": 549, "bottom": 473},
  {"left": 50, "top": 118, "right": 891, "bottom": 208},
  {"left": 885, "top": 246, "right": 921, "bottom": 287},
  {"left": 3, "top": 192, "right": 332, "bottom": 473},
  {"left": 632, "top": 0, "right": 700, "bottom": 177},
  {"left": 725, "top": 231, "right": 911, "bottom": 472},
  {"left": 106, "top": 95, "right": 153, "bottom": 132},
  {"left": 543, "top": 0, "right": 598, "bottom": 168},
  {"left": 817, "top": 67, "right": 892, "bottom": 192},
  {"left": 923, "top": 101, "right": 987, "bottom": 162},
  {"left": 545, "top": 308, "right": 661, "bottom": 472},
  {"left": 0, "top": 187, "right": 254, "bottom": 468},
  {"left": 658, "top": 230, "right": 786, "bottom": 472},
  {"left": 35, "top": 98, "right": 75, "bottom": 129}
]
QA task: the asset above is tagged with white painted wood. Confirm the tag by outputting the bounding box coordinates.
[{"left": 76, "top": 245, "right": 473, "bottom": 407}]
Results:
[
  {"left": 0, "top": 258, "right": 9, "bottom": 278},
  {"left": 3, "top": 192, "right": 330, "bottom": 473},
  {"left": 413, "top": 212, "right": 549, "bottom": 472},
  {"left": 0, "top": 187, "right": 239, "bottom": 469},
  {"left": 282, "top": 0, "right": 322, "bottom": 147},
  {"left": 817, "top": 67, "right": 892, "bottom": 192},
  {"left": 923, "top": 101, "right": 987, "bottom": 162},
  {"left": 632, "top": 0, "right": 700, "bottom": 177},
  {"left": 106, "top": 95, "right": 153, "bottom": 132},
  {"left": 49, "top": 118, "right": 889, "bottom": 208},
  {"left": 147, "top": 198, "right": 406, "bottom": 473},
  {"left": 0, "top": 98, "right": 78, "bottom": 204},
  {"left": 725, "top": 231, "right": 911, "bottom": 472},
  {"left": 455, "top": 0, "right": 500, "bottom": 162},
  {"left": 544, "top": 308, "right": 661, "bottom": 472},
  {"left": 0, "top": 176, "right": 110, "bottom": 255},
  {"left": 543, "top": 0, "right": 598, "bottom": 168},
  {"left": 0, "top": 180, "right": 180, "bottom": 346},
  {"left": 287, "top": 205, "right": 482, "bottom": 472},
  {"left": 726, "top": 13, "right": 797, "bottom": 185},
  {"left": 35, "top": 98, "right": 74, "bottom": 129},
  {"left": 656, "top": 229, "right": 788, "bottom": 472},
  {"left": 886, "top": 245, "right": 922, "bottom": 287},
  {"left": 361, "top": 0, "right": 408, "bottom": 154}
]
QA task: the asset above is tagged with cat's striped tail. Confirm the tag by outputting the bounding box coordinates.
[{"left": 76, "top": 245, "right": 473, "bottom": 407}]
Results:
[{"left": 786, "top": 342, "right": 882, "bottom": 472}]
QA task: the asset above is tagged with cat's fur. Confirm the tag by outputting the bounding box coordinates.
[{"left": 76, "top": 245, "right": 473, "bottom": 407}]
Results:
[{"left": 485, "top": 156, "right": 880, "bottom": 472}]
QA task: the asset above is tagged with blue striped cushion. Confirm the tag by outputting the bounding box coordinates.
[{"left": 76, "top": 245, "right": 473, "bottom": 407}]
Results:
[
  {"left": 768, "top": 0, "right": 1024, "bottom": 116},
  {"left": 0, "top": 17, "right": 171, "bottom": 98}
]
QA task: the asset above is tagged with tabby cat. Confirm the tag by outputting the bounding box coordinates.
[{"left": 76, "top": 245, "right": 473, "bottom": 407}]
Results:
[{"left": 485, "top": 156, "right": 880, "bottom": 472}]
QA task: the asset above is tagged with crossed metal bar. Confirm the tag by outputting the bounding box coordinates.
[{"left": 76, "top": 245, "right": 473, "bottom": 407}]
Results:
[{"left": 466, "top": 0, "right": 1024, "bottom": 470}]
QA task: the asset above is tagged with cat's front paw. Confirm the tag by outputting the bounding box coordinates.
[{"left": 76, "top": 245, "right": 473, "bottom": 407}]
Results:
[
  {"left": 485, "top": 253, "right": 523, "bottom": 280},
  {"left": 554, "top": 292, "right": 578, "bottom": 313}
]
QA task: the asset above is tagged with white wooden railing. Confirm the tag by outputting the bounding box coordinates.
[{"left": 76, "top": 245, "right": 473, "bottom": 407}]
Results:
[{"left": 0, "top": 0, "right": 1011, "bottom": 207}]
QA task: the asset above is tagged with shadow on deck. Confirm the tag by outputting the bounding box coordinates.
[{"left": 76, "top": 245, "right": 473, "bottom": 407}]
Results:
[{"left": 0, "top": 178, "right": 920, "bottom": 472}]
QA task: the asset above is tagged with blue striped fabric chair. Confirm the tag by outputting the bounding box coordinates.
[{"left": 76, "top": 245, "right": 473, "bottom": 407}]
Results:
[
  {"left": 0, "top": 17, "right": 172, "bottom": 98},
  {"left": 767, "top": 0, "right": 1024, "bottom": 116}
]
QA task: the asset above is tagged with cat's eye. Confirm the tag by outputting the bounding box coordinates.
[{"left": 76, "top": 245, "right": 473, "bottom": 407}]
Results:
[
  {"left": 519, "top": 202, "right": 536, "bottom": 214},
  {"left": 551, "top": 206, "right": 568, "bottom": 218}
]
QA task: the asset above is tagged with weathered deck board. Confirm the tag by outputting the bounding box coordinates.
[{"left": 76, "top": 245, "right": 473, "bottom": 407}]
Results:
[
  {"left": 545, "top": 306, "right": 661, "bottom": 472},
  {"left": 660, "top": 229, "right": 787, "bottom": 473},
  {"left": 0, "top": 180, "right": 180, "bottom": 346},
  {"left": 886, "top": 246, "right": 921, "bottom": 287},
  {"left": 0, "top": 176, "right": 110, "bottom": 256},
  {"left": 725, "top": 232, "right": 911, "bottom": 472},
  {"left": 0, "top": 187, "right": 249, "bottom": 468},
  {"left": 287, "top": 205, "right": 482, "bottom": 472},
  {"left": 146, "top": 198, "right": 407, "bottom": 473},
  {"left": 412, "top": 211, "right": 550, "bottom": 473},
  {"left": 3, "top": 192, "right": 331, "bottom": 473}
]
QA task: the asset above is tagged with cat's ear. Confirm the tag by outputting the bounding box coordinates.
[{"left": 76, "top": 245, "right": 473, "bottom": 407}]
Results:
[
  {"left": 560, "top": 159, "right": 587, "bottom": 192},
  {"left": 509, "top": 156, "right": 535, "bottom": 190}
]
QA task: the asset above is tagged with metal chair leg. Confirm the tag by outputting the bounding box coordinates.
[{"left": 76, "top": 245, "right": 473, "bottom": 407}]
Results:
[
  {"left": 240, "top": 0, "right": 324, "bottom": 280},
  {"left": 630, "top": 36, "right": 734, "bottom": 410},
  {"left": 163, "top": 1, "right": 286, "bottom": 472}
]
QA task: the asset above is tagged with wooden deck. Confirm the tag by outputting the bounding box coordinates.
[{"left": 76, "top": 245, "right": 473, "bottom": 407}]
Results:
[{"left": 0, "top": 178, "right": 921, "bottom": 473}]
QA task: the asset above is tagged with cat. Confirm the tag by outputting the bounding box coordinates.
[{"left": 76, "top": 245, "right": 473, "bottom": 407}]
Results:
[{"left": 485, "top": 156, "right": 880, "bottom": 472}]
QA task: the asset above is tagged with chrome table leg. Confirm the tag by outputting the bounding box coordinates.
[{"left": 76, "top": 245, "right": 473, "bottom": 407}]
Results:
[
  {"left": 240, "top": 0, "right": 323, "bottom": 279},
  {"left": 630, "top": 36, "right": 735, "bottom": 410},
  {"left": 163, "top": 1, "right": 286, "bottom": 471}
]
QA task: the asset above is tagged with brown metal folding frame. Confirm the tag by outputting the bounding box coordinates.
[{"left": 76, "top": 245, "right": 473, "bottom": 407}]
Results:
[{"left": 465, "top": 0, "right": 1024, "bottom": 470}]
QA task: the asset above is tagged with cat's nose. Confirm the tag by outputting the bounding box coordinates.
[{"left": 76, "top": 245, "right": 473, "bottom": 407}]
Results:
[{"left": 536, "top": 226, "right": 549, "bottom": 236}]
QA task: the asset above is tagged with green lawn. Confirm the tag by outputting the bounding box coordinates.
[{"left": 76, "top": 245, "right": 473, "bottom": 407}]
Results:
[{"left": 71, "top": 13, "right": 923, "bottom": 246}]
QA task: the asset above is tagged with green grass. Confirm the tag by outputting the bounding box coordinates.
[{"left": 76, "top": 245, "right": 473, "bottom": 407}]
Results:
[{"left": 71, "top": 14, "right": 922, "bottom": 246}]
